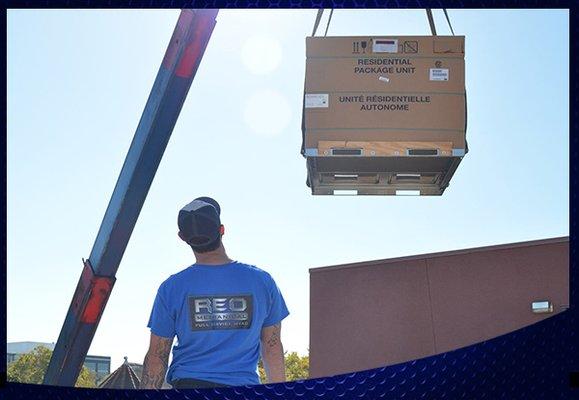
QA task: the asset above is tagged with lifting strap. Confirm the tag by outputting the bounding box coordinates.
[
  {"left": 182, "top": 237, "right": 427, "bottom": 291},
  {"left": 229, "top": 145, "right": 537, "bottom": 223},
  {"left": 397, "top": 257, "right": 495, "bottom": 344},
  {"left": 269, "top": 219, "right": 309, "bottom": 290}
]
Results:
[
  {"left": 324, "top": 9, "right": 334, "bottom": 36},
  {"left": 312, "top": 9, "right": 334, "bottom": 37},
  {"left": 426, "top": 9, "right": 437, "bottom": 35},
  {"left": 443, "top": 9, "right": 455, "bottom": 35},
  {"left": 317, "top": 9, "right": 453, "bottom": 37},
  {"left": 426, "top": 9, "right": 456, "bottom": 36},
  {"left": 312, "top": 9, "right": 324, "bottom": 36}
]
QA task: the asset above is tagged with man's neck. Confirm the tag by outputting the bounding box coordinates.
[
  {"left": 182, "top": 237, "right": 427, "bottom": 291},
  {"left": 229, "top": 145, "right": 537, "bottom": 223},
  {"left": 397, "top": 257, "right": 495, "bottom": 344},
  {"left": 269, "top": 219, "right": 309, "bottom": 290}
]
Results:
[{"left": 194, "top": 245, "right": 232, "bottom": 265}]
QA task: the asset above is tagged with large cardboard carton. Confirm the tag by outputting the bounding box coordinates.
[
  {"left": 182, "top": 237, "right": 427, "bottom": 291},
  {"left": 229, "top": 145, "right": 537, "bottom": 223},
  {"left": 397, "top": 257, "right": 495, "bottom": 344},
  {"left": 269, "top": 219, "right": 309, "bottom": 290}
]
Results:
[
  {"left": 302, "top": 35, "right": 467, "bottom": 195},
  {"left": 303, "top": 35, "right": 466, "bottom": 157}
]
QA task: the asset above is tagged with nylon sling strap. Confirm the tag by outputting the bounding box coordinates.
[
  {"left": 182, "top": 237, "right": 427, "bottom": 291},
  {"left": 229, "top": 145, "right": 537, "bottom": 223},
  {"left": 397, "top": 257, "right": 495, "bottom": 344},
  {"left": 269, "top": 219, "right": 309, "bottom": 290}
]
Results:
[
  {"left": 426, "top": 9, "right": 437, "bottom": 35},
  {"left": 312, "top": 9, "right": 324, "bottom": 36},
  {"left": 426, "top": 9, "right": 456, "bottom": 36},
  {"left": 443, "top": 9, "right": 455, "bottom": 35},
  {"left": 324, "top": 9, "right": 334, "bottom": 36}
]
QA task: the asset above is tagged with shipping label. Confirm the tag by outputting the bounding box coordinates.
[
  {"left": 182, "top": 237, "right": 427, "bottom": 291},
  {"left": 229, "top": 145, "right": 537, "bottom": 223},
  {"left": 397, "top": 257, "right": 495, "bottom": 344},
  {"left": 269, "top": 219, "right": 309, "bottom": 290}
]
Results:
[
  {"left": 305, "top": 93, "right": 329, "bottom": 108},
  {"left": 372, "top": 39, "right": 398, "bottom": 53},
  {"left": 430, "top": 68, "right": 449, "bottom": 81}
]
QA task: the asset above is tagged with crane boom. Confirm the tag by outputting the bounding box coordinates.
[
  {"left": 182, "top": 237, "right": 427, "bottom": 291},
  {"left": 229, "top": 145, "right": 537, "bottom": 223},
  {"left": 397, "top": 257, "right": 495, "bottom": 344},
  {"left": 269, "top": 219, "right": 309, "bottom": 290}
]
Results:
[{"left": 43, "top": 9, "right": 218, "bottom": 386}]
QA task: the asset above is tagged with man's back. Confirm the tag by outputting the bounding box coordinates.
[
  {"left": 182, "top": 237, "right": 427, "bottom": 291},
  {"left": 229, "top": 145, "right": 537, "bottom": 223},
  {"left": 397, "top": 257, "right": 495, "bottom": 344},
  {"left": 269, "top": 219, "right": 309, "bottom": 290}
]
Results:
[
  {"left": 147, "top": 261, "right": 289, "bottom": 386},
  {"left": 141, "top": 197, "right": 289, "bottom": 389}
]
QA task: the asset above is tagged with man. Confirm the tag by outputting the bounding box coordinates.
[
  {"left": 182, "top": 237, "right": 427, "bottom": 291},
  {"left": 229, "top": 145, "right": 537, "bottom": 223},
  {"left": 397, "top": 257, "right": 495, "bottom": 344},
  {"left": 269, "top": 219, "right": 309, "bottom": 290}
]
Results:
[{"left": 140, "top": 197, "right": 289, "bottom": 389}]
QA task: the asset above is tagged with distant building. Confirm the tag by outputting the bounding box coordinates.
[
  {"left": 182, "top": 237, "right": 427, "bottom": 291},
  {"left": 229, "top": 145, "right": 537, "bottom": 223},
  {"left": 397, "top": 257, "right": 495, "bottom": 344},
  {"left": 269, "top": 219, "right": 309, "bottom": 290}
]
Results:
[
  {"left": 7, "top": 342, "right": 111, "bottom": 383},
  {"left": 84, "top": 355, "right": 112, "bottom": 384}
]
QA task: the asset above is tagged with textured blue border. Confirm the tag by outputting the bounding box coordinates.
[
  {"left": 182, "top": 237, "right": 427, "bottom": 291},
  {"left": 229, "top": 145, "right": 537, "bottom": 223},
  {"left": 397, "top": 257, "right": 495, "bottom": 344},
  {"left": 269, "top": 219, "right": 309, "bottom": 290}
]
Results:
[
  {"left": 2, "top": 1, "right": 577, "bottom": 399},
  {"left": 1, "top": 5, "right": 7, "bottom": 390},
  {"left": 3, "top": 311, "right": 579, "bottom": 398},
  {"left": 2, "top": 1, "right": 578, "bottom": 8}
]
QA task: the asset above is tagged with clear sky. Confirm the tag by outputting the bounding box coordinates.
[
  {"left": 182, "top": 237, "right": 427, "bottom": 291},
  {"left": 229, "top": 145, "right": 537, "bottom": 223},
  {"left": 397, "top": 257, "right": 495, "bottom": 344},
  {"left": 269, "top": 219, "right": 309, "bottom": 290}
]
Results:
[{"left": 7, "top": 9, "right": 569, "bottom": 372}]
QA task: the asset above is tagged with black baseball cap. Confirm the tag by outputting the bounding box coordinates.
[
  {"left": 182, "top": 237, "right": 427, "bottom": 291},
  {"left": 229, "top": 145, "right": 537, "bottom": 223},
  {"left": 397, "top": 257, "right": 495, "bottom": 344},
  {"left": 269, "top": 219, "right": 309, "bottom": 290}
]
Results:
[{"left": 178, "top": 197, "right": 222, "bottom": 247}]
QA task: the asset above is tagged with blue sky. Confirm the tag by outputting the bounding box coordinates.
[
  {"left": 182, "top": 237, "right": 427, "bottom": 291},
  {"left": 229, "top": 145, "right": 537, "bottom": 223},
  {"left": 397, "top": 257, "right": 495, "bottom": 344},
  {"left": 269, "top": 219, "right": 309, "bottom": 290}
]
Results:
[{"left": 7, "top": 9, "right": 568, "bottom": 371}]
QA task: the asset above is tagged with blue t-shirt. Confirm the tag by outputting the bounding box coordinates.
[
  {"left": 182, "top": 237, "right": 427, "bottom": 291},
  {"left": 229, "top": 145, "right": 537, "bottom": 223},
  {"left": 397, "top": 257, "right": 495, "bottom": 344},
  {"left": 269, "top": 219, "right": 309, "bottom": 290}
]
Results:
[{"left": 147, "top": 261, "right": 289, "bottom": 386}]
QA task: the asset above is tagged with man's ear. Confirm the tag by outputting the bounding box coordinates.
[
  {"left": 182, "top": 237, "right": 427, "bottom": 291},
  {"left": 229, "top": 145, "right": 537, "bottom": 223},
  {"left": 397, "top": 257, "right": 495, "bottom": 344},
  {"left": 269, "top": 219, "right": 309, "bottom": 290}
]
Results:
[
  {"left": 219, "top": 225, "right": 225, "bottom": 236},
  {"left": 178, "top": 231, "right": 187, "bottom": 242}
]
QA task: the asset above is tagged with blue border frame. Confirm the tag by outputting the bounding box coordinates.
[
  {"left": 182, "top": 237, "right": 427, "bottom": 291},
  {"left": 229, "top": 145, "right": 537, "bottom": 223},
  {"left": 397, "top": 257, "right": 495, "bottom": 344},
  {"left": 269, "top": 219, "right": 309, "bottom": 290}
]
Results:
[{"left": 2, "top": 2, "right": 576, "bottom": 398}]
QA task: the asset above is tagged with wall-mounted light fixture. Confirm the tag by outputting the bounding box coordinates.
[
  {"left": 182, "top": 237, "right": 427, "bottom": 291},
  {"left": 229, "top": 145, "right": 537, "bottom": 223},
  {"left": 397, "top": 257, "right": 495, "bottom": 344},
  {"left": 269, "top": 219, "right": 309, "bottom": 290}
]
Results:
[{"left": 531, "top": 300, "right": 553, "bottom": 314}]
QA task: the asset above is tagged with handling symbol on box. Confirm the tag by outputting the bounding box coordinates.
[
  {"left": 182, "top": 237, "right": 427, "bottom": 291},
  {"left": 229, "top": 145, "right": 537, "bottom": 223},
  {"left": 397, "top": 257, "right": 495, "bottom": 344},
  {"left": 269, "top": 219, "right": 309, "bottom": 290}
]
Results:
[
  {"left": 403, "top": 41, "right": 418, "bottom": 53},
  {"left": 360, "top": 41, "right": 367, "bottom": 53}
]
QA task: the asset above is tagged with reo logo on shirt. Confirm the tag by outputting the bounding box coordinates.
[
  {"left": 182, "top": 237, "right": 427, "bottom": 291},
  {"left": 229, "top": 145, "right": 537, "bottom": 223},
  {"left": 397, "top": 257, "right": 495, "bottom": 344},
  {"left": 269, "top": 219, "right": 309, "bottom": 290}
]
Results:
[{"left": 188, "top": 294, "right": 253, "bottom": 331}]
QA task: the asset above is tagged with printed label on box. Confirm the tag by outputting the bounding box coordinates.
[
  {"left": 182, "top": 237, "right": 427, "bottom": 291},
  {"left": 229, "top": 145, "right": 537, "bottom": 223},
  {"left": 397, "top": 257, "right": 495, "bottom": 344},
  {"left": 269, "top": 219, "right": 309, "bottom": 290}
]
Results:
[
  {"left": 305, "top": 94, "right": 329, "bottom": 108},
  {"left": 430, "top": 68, "right": 449, "bottom": 81},
  {"left": 372, "top": 39, "right": 398, "bottom": 53}
]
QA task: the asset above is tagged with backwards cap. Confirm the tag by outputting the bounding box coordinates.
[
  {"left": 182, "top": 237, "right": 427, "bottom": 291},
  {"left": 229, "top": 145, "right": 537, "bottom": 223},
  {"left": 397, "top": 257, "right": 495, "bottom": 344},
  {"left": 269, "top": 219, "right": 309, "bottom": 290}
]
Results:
[{"left": 178, "top": 197, "right": 221, "bottom": 247}]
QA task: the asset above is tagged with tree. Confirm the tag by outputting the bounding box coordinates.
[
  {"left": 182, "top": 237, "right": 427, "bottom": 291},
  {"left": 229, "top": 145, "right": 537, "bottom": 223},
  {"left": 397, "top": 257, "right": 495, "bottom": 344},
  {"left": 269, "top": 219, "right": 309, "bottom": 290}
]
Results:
[
  {"left": 284, "top": 352, "right": 310, "bottom": 381},
  {"left": 258, "top": 351, "right": 309, "bottom": 383},
  {"left": 7, "top": 346, "right": 96, "bottom": 388}
]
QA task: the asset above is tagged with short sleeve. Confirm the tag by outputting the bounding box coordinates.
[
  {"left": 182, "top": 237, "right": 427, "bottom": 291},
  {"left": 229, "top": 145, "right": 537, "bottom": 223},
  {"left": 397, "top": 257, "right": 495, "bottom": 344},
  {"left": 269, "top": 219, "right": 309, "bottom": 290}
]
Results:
[
  {"left": 263, "top": 274, "right": 290, "bottom": 327},
  {"left": 147, "top": 282, "right": 176, "bottom": 338}
]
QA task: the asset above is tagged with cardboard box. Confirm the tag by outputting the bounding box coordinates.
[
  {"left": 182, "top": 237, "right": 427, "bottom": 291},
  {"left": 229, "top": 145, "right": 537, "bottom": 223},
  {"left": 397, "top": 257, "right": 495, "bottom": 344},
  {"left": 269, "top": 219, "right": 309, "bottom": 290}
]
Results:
[
  {"left": 303, "top": 35, "right": 466, "bottom": 157},
  {"left": 302, "top": 35, "right": 467, "bottom": 195}
]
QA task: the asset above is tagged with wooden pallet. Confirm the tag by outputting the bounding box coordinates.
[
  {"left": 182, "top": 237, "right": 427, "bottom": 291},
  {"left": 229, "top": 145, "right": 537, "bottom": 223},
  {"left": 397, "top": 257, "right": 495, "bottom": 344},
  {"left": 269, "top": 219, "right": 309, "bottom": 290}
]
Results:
[{"left": 317, "top": 140, "right": 454, "bottom": 157}]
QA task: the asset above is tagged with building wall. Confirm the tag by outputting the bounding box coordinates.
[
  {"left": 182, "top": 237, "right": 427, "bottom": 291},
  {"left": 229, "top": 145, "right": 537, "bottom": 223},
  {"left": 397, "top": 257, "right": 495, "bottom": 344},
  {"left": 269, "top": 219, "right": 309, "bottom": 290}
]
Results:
[{"left": 309, "top": 237, "right": 569, "bottom": 378}]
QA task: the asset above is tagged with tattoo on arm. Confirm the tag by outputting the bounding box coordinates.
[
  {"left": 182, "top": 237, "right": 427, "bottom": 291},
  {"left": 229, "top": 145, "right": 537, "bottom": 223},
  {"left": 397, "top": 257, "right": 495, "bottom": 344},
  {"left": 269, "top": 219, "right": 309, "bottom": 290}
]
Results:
[
  {"left": 140, "top": 335, "right": 173, "bottom": 389},
  {"left": 265, "top": 323, "right": 281, "bottom": 348},
  {"left": 260, "top": 323, "right": 285, "bottom": 383}
]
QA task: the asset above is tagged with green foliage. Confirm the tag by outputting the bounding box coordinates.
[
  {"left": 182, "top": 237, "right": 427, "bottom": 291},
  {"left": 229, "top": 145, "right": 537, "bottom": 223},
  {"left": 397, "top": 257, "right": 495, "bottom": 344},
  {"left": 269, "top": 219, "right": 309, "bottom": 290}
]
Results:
[
  {"left": 284, "top": 351, "right": 310, "bottom": 381},
  {"left": 258, "top": 358, "right": 266, "bottom": 383},
  {"left": 7, "top": 346, "right": 96, "bottom": 387},
  {"left": 76, "top": 364, "right": 97, "bottom": 388},
  {"left": 258, "top": 351, "right": 309, "bottom": 383}
]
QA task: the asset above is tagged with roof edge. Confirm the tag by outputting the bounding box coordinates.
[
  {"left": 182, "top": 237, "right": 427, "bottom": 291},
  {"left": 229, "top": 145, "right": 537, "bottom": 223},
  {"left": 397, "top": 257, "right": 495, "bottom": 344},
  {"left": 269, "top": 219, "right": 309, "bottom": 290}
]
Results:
[{"left": 309, "top": 236, "right": 569, "bottom": 274}]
